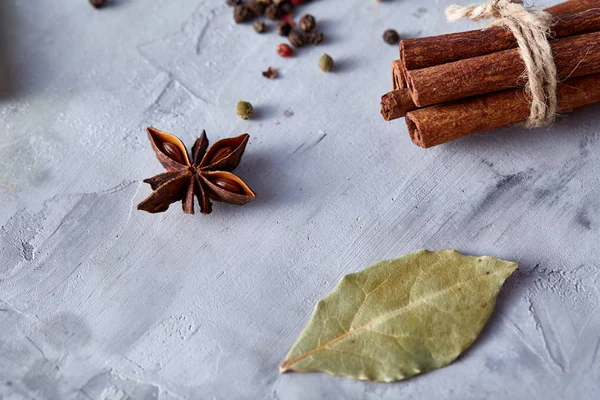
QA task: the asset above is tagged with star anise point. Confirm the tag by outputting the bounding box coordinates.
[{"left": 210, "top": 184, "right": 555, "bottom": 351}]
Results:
[{"left": 138, "top": 127, "right": 256, "bottom": 215}]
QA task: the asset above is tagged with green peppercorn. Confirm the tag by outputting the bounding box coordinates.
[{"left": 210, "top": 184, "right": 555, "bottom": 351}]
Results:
[
  {"left": 236, "top": 101, "right": 254, "bottom": 120},
  {"left": 318, "top": 54, "right": 334, "bottom": 72}
]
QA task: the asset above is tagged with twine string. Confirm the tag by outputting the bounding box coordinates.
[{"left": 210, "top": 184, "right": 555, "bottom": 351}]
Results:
[{"left": 446, "top": 0, "right": 558, "bottom": 128}]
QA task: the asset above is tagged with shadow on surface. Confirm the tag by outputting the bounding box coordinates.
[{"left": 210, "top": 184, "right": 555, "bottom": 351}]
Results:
[
  {"left": 252, "top": 103, "right": 279, "bottom": 121},
  {"left": 333, "top": 56, "right": 360, "bottom": 74},
  {"left": 0, "top": 2, "right": 20, "bottom": 98},
  {"left": 448, "top": 103, "right": 600, "bottom": 154},
  {"left": 313, "top": 18, "right": 339, "bottom": 45},
  {"left": 401, "top": 30, "right": 424, "bottom": 39},
  {"left": 234, "top": 150, "right": 278, "bottom": 209},
  {"left": 457, "top": 257, "right": 542, "bottom": 366},
  {"left": 103, "top": 0, "right": 128, "bottom": 7}
]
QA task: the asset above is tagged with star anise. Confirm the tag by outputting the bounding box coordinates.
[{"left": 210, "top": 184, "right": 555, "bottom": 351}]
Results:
[{"left": 137, "top": 127, "right": 256, "bottom": 214}]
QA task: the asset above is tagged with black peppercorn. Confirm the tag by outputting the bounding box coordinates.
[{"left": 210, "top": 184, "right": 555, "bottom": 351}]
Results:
[
  {"left": 254, "top": 20, "right": 266, "bottom": 33},
  {"left": 383, "top": 29, "right": 400, "bottom": 45},
  {"left": 299, "top": 14, "right": 316, "bottom": 32},
  {"left": 89, "top": 0, "right": 107, "bottom": 8},
  {"left": 277, "top": 21, "right": 293, "bottom": 36},
  {"left": 234, "top": 5, "right": 255, "bottom": 23},
  {"left": 288, "top": 29, "right": 305, "bottom": 48},
  {"left": 277, "top": 0, "right": 294, "bottom": 15},
  {"left": 265, "top": 3, "right": 282, "bottom": 20},
  {"left": 306, "top": 30, "right": 324, "bottom": 45},
  {"left": 247, "top": 0, "right": 266, "bottom": 16},
  {"left": 226, "top": 0, "right": 243, "bottom": 6}
]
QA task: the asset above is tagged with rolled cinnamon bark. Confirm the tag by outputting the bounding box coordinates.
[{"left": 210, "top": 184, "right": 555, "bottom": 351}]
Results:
[
  {"left": 381, "top": 89, "right": 417, "bottom": 120},
  {"left": 549, "top": 0, "right": 600, "bottom": 15},
  {"left": 391, "top": 60, "right": 406, "bottom": 90},
  {"left": 405, "top": 73, "right": 600, "bottom": 148},
  {"left": 400, "top": 1, "right": 600, "bottom": 71},
  {"left": 408, "top": 31, "right": 600, "bottom": 107}
]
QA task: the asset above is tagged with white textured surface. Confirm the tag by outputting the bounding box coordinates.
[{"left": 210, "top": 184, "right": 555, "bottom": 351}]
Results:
[{"left": 1, "top": 0, "right": 599, "bottom": 399}]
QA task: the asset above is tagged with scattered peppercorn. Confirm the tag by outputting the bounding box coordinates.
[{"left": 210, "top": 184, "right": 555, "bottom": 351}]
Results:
[
  {"left": 262, "top": 67, "right": 278, "bottom": 79},
  {"left": 89, "top": 0, "right": 107, "bottom": 8},
  {"left": 277, "top": 21, "right": 292, "bottom": 36},
  {"left": 229, "top": 0, "right": 326, "bottom": 71},
  {"left": 318, "top": 54, "right": 334, "bottom": 72},
  {"left": 299, "top": 14, "right": 316, "bottom": 32},
  {"left": 265, "top": 3, "right": 282, "bottom": 20},
  {"left": 283, "top": 13, "right": 295, "bottom": 22},
  {"left": 288, "top": 29, "right": 305, "bottom": 47},
  {"left": 383, "top": 29, "right": 400, "bottom": 45},
  {"left": 278, "top": 0, "right": 294, "bottom": 15},
  {"left": 253, "top": 20, "right": 266, "bottom": 33},
  {"left": 247, "top": 0, "right": 266, "bottom": 16},
  {"left": 306, "top": 30, "right": 324, "bottom": 45},
  {"left": 236, "top": 101, "right": 254, "bottom": 120},
  {"left": 234, "top": 5, "right": 255, "bottom": 23},
  {"left": 277, "top": 43, "right": 294, "bottom": 57}
]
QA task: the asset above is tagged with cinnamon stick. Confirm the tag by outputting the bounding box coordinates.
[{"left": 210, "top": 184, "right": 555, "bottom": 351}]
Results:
[
  {"left": 405, "top": 73, "right": 600, "bottom": 148},
  {"left": 381, "top": 89, "right": 417, "bottom": 121},
  {"left": 391, "top": 60, "right": 406, "bottom": 90},
  {"left": 407, "top": 31, "right": 600, "bottom": 107},
  {"left": 400, "top": 2, "right": 600, "bottom": 71},
  {"left": 549, "top": 0, "right": 600, "bottom": 15}
]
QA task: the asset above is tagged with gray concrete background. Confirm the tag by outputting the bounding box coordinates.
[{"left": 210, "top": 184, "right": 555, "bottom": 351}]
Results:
[{"left": 1, "top": 0, "right": 599, "bottom": 399}]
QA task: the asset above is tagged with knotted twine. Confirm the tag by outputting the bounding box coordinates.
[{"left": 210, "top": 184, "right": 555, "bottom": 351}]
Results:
[{"left": 446, "top": 0, "right": 557, "bottom": 128}]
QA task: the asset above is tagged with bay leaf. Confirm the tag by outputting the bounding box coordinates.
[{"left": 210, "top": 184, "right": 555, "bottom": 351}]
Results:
[{"left": 280, "top": 249, "right": 517, "bottom": 382}]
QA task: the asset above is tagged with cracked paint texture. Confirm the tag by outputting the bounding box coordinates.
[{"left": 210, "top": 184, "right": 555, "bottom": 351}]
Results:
[{"left": 1, "top": 0, "right": 600, "bottom": 399}]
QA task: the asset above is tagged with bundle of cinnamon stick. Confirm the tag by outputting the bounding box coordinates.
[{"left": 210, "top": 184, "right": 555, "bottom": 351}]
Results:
[{"left": 381, "top": 0, "right": 600, "bottom": 148}]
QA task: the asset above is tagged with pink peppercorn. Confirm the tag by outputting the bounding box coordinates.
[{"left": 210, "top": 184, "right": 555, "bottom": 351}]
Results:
[
  {"left": 280, "top": 13, "right": 295, "bottom": 25},
  {"left": 277, "top": 43, "right": 294, "bottom": 57}
]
